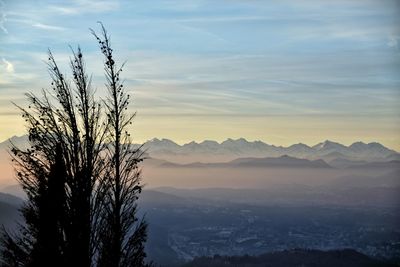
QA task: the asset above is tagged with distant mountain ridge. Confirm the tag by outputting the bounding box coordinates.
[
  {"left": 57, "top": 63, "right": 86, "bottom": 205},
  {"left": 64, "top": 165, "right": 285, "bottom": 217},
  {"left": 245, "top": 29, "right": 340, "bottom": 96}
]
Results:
[
  {"left": 161, "top": 155, "right": 332, "bottom": 169},
  {"left": 1, "top": 135, "right": 398, "bottom": 164},
  {"left": 143, "top": 138, "right": 398, "bottom": 163}
]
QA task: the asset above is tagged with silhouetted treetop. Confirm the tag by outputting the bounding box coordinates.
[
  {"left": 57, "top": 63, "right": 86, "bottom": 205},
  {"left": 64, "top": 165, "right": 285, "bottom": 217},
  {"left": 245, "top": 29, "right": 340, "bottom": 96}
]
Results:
[{"left": 1, "top": 23, "right": 148, "bottom": 267}]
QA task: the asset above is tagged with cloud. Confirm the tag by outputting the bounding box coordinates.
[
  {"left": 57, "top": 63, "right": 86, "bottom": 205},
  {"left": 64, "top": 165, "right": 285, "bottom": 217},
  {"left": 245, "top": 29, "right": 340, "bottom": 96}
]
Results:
[
  {"left": 49, "top": 0, "right": 119, "bottom": 15},
  {"left": 1, "top": 58, "right": 14, "bottom": 73},
  {"left": 32, "top": 23, "right": 65, "bottom": 31},
  {"left": 388, "top": 35, "right": 399, "bottom": 49},
  {"left": 0, "top": 0, "right": 7, "bottom": 34}
]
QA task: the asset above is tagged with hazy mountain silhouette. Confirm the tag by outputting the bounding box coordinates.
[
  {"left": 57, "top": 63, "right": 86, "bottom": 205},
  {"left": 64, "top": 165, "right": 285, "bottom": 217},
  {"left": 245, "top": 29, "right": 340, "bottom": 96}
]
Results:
[
  {"left": 0, "top": 135, "right": 29, "bottom": 151},
  {"left": 1, "top": 136, "right": 398, "bottom": 164},
  {"left": 161, "top": 155, "right": 332, "bottom": 168},
  {"left": 143, "top": 138, "right": 398, "bottom": 162},
  {"left": 0, "top": 192, "right": 23, "bottom": 206},
  {"left": 0, "top": 192, "right": 22, "bottom": 230}
]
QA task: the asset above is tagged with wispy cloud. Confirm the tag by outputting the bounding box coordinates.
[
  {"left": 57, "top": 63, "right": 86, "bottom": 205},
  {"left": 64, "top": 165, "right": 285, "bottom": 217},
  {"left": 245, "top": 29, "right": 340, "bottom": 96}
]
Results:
[
  {"left": 0, "top": 0, "right": 7, "bottom": 34},
  {"left": 49, "top": 0, "right": 119, "bottom": 15},
  {"left": 32, "top": 22, "right": 66, "bottom": 31},
  {"left": 0, "top": 0, "right": 399, "bottom": 148},
  {"left": 388, "top": 35, "right": 400, "bottom": 49},
  {"left": 1, "top": 58, "right": 14, "bottom": 73}
]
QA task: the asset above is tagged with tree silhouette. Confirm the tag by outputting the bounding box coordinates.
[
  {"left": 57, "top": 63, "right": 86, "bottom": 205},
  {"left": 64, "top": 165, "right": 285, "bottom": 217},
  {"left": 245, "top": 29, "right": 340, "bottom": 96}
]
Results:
[
  {"left": 92, "top": 25, "right": 147, "bottom": 267},
  {"left": 1, "top": 24, "right": 148, "bottom": 267}
]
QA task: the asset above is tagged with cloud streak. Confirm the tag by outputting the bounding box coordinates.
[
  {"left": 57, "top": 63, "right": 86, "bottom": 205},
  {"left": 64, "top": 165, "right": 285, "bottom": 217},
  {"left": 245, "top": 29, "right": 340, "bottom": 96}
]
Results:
[
  {"left": 1, "top": 58, "right": 14, "bottom": 73},
  {"left": 32, "top": 23, "right": 66, "bottom": 31},
  {"left": 0, "top": 0, "right": 399, "bottom": 148},
  {"left": 0, "top": 0, "right": 7, "bottom": 34},
  {"left": 49, "top": 0, "right": 119, "bottom": 15}
]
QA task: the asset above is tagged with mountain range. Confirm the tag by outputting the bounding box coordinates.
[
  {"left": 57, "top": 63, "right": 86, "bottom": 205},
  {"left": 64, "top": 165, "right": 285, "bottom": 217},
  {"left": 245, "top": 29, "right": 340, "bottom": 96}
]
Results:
[
  {"left": 1, "top": 135, "right": 399, "bottom": 165},
  {"left": 143, "top": 138, "right": 399, "bottom": 163},
  {"left": 161, "top": 155, "right": 332, "bottom": 169}
]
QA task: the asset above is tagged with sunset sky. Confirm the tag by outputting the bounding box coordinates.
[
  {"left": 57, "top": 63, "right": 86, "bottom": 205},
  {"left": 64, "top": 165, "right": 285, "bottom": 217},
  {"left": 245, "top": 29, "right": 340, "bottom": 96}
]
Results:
[{"left": 0, "top": 0, "right": 399, "bottom": 149}]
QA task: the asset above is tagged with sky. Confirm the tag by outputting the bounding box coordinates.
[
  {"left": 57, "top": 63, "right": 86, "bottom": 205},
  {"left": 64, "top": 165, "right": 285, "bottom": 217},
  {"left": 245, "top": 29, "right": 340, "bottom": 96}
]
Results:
[{"left": 0, "top": 0, "right": 399, "bottom": 149}]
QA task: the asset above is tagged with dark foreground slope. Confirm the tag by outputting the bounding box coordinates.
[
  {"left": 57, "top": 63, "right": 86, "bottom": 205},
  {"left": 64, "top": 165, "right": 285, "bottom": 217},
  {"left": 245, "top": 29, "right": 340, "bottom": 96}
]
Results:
[
  {"left": 183, "top": 249, "right": 396, "bottom": 267},
  {"left": 0, "top": 192, "right": 22, "bottom": 229}
]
